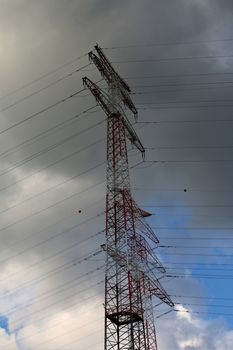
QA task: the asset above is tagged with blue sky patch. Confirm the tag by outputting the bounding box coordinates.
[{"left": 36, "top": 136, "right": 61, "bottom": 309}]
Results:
[{"left": 0, "top": 315, "right": 9, "bottom": 335}]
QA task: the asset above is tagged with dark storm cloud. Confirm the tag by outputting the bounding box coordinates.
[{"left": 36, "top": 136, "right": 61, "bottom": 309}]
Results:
[
  {"left": 0, "top": 0, "right": 231, "bottom": 279},
  {"left": 0, "top": 1, "right": 232, "bottom": 349},
  {"left": 0, "top": 0, "right": 232, "bottom": 298}
]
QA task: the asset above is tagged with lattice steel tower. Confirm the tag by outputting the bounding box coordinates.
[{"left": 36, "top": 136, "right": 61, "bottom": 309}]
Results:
[{"left": 83, "top": 45, "right": 174, "bottom": 350}]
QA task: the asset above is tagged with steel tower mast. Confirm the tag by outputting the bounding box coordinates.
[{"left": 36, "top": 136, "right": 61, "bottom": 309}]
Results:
[{"left": 83, "top": 44, "right": 173, "bottom": 350}]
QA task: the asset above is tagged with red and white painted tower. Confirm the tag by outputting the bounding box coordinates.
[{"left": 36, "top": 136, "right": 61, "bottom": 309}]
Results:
[{"left": 83, "top": 45, "right": 173, "bottom": 350}]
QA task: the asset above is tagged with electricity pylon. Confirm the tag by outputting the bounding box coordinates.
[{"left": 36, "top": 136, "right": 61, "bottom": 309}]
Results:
[{"left": 83, "top": 44, "right": 173, "bottom": 350}]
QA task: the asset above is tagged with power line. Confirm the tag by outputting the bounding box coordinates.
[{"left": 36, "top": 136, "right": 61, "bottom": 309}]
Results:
[
  {"left": 0, "top": 118, "right": 105, "bottom": 180},
  {"left": 145, "top": 145, "right": 233, "bottom": 150},
  {"left": 104, "top": 38, "right": 233, "bottom": 49},
  {"left": 155, "top": 309, "right": 173, "bottom": 319},
  {"left": 5, "top": 260, "right": 229, "bottom": 344},
  {"left": 5, "top": 159, "right": 105, "bottom": 220},
  {"left": 102, "top": 82, "right": 233, "bottom": 99},
  {"left": 0, "top": 126, "right": 103, "bottom": 198},
  {"left": 134, "top": 85, "right": 233, "bottom": 95},
  {"left": 159, "top": 245, "right": 233, "bottom": 249},
  {"left": 35, "top": 326, "right": 103, "bottom": 350},
  {"left": 88, "top": 261, "right": 233, "bottom": 271},
  {"left": 139, "top": 104, "right": 233, "bottom": 110},
  {"left": 8, "top": 266, "right": 103, "bottom": 315},
  {"left": 0, "top": 86, "right": 87, "bottom": 137},
  {"left": 0, "top": 63, "right": 91, "bottom": 113},
  {"left": 1, "top": 157, "right": 155, "bottom": 284},
  {"left": 112, "top": 53, "right": 233, "bottom": 64},
  {"left": 1, "top": 231, "right": 104, "bottom": 286},
  {"left": 0, "top": 157, "right": 141, "bottom": 269},
  {"left": 2, "top": 258, "right": 103, "bottom": 317},
  {"left": 10, "top": 318, "right": 102, "bottom": 350},
  {"left": 32, "top": 317, "right": 102, "bottom": 350},
  {"left": 0, "top": 156, "right": 141, "bottom": 273},
  {"left": 98, "top": 86, "right": 233, "bottom": 110},
  {"left": 19, "top": 309, "right": 103, "bottom": 350},
  {"left": 150, "top": 212, "right": 233, "bottom": 219},
  {"left": 26, "top": 281, "right": 103, "bottom": 326},
  {"left": 0, "top": 168, "right": 105, "bottom": 235},
  {"left": 0, "top": 105, "right": 98, "bottom": 161},
  {"left": 152, "top": 227, "right": 233, "bottom": 231},
  {"left": 163, "top": 262, "right": 233, "bottom": 266},
  {"left": 0, "top": 206, "right": 104, "bottom": 273},
  {"left": 138, "top": 119, "right": 233, "bottom": 124},
  {"left": 0, "top": 155, "right": 140, "bottom": 246},
  {"left": 0, "top": 198, "right": 99, "bottom": 264},
  {"left": 45, "top": 340, "right": 102, "bottom": 350},
  {"left": 11, "top": 277, "right": 103, "bottom": 329},
  {"left": 161, "top": 237, "right": 233, "bottom": 241},
  {"left": 126, "top": 72, "right": 233, "bottom": 80},
  {"left": 174, "top": 309, "right": 233, "bottom": 317},
  {"left": 12, "top": 271, "right": 104, "bottom": 322},
  {"left": 10, "top": 268, "right": 104, "bottom": 328},
  {"left": 0, "top": 206, "right": 104, "bottom": 268},
  {"left": 136, "top": 160, "right": 233, "bottom": 166},
  {"left": 3, "top": 279, "right": 104, "bottom": 350},
  {"left": 144, "top": 204, "right": 233, "bottom": 208},
  {"left": 161, "top": 252, "right": 233, "bottom": 257},
  {"left": 176, "top": 302, "right": 233, "bottom": 308},
  {"left": 6, "top": 230, "right": 103, "bottom": 281},
  {"left": 13, "top": 275, "right": 233, "bottom": 348},
  {"left": 132, "top": 80, "right": 233, "bottom": 89},
  {"left": 5, "top": 43, "right": 233, "bottom": 350},
  {"left": 12, "top": 248, "right": 211, "bottom": 322},
  {"left": 0, "top": 140, "right": 104, "bottom": 218},
  {"left": 171, "top": 295, "right": 233, "bottom": 301},
  {"left": 168, "top": 274, "right": 233, "bottom": 280},
  {"left": 0, "top": 111, "right": 146, "bottom": 202},
  {"left": 0, "top": 52, "right": 88, "bottom": 102},
  {"left": 165, "top": 267, "right": 233, "bottom": 272},
  {"left": 156, "top": 309, "right": 233, "bottom": 319},
  {"left": 138, "top": 98, "right": 233, "bottom": 105},
  {"left": 135, "top": 186, "right": 233, "bottom": 192},
  {"left": 2, "top": 249, "right": 103, "bottom": 303}
]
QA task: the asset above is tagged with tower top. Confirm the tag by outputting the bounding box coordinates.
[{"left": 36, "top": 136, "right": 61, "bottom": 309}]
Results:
[{"left": 88, "top": 44, "right": 138, "bottom": 119}]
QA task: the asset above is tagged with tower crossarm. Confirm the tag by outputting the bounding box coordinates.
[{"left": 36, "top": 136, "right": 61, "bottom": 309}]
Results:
[
  {"left": 148, "top": 276, "right": 174, "bottom": 307},
  {"left": 118, "top": 87, "right": 138, "bottom": 120},
  {"left": 102, "top": 244, "right": 174, "bottom": 308},
  {"left": 136, "top": 234, "right": 166, "bottom": 274},
  {"left": 90, "top": 44, "right": 130, "bottom": 92},
  {"left": 102, "top": 243, "right": 150, "bottom": 278},
  {"left": 83, "top": 76, "right": 118, "bottom": 117},
  {"left": 120, "top": 114, "right": 145, "bottom": 156},
  {"left": 142, "top": 262, "right": 172, "bottom": 306},
  {"left": 88, "top": 45, "right": 138, "bottom": 119},
  {"left": 122, "top": 189, "right": 159, "bottom": 244},
  {"left": 135, "top": 218, "right": 159, "bottom": 245},
  {"left": 83, "top": 77, "right": 145, "bottom": 156}
]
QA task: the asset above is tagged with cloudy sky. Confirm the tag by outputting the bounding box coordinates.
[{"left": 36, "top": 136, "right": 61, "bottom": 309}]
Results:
[{"left": 0, "top": 0, "right": 233, "bottom": 349}]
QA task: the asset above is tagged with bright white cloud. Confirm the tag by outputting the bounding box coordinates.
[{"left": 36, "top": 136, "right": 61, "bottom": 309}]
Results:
[
  {"left": 0, "top": 329, "right": 18, "bottom": 350},
  {"left": 17, "top": 297, "right": 103, "bottom": 350},
  {"left": 157, "top": 305, "right": 233, "bottom": 350}
]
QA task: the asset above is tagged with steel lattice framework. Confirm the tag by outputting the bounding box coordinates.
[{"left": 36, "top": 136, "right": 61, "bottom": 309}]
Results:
[{"left": 83, "top": 45, "right": 174, "bottom": 350}]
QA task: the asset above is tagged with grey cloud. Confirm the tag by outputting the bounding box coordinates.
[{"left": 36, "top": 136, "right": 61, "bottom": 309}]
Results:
[{"left": 0, "top": 1, "right": 232, "bottom": 349}]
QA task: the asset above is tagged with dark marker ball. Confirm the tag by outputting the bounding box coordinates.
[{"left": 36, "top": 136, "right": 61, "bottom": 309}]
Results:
[
  {"left": 78, "top": 210, "right": 82, "bottom": 213},
  {"left": 184, "top": 189, "right": 187, "bottom": 192}
]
